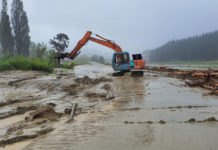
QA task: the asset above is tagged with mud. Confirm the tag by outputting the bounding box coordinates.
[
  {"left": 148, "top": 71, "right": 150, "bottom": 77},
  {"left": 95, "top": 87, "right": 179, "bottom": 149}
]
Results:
[
  {"left": 25, "top": 107, "right": 62, "bottom": 121},
  {"left": 1, "top": 64, "right": 218, "bottom": 149},
  {"left": 122, "top": 107, "right": 140, "bottom": 111},
  {"left": 0, "top": 127, "right": 55, "bottom": 147},
  {"left": 5, "top": 120, "right": 47, "bottom": 136},
  {"left": 124, "top": 120, "right": 167, "bottom": 124},
  {"left": 74, "top": 76, "right": 112, "bottom": 85},
  {"left": 0, "top": 105, "right": 41, "bottom": 120},
  {"left": 185, "top": 117, "right": 218, "bottom": 123},
  {"left": 8, "top": 77, "right": 37, "bottom": 87},
  {"left": 0, "top": 96, "right": 43, "bottom": 107}
]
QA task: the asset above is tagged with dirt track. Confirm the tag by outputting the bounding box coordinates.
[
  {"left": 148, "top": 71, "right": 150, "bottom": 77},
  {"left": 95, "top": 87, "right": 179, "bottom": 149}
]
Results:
[{"left": 1, "top": 62, "right": 218, "bottom": 150}]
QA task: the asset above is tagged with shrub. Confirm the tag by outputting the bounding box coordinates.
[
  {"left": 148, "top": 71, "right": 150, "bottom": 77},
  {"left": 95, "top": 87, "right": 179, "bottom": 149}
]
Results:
[
  {"left": 0, "top": 55, "right": 55, "bottom": 73},
  {"left": 62, "top": 61, "right": 75, "bottom": 69}
]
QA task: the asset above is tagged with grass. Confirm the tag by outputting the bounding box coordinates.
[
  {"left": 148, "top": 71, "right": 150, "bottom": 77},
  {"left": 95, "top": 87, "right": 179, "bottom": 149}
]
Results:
[
  {"left": 0, "top": 55, "right": 55, "bottom": 73},
  {"left": 74, "top": 61, "right": 92, "bottom": 65},
  {"left": 102, "top": 63, "right": 111, "bottom": 65},
  {"left": 62, "top": 61, "right": 75, "bottom": 69}
]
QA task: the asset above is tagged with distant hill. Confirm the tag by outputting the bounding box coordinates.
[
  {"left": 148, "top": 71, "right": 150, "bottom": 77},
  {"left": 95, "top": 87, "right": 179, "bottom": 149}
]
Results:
[{"left": 148, "top": 30, "right": 218, "bottom": 62}]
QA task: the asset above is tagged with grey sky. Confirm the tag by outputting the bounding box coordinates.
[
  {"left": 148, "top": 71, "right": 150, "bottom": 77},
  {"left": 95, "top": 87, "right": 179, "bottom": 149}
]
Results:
[{"left": 1, "top": 0, "right": 218, "bottom": 57}]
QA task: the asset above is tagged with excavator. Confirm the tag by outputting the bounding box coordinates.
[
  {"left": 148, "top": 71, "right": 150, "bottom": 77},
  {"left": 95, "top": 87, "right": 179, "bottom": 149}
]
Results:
[{"left": 55, "top": 31, "right": 146, "bottom": 76}]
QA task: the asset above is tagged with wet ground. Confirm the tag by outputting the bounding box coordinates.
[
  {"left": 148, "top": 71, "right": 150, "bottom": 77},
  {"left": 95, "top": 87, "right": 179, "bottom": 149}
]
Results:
[{"left": 1, "top": 62, "right": 218, "bottom": 150}]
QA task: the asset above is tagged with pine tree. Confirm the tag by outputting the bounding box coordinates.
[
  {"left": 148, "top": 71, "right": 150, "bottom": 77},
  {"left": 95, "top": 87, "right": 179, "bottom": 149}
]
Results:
[
  {"left": 11, "top": 0, "right": 30, "bottom": 57},
  {"left": 0, "top": 0, "right": 14, "bottom": 55}
]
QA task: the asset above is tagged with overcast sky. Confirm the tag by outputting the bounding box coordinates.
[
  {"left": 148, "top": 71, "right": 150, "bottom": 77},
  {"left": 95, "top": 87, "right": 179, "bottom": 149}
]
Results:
[{"left": 1, "top": 0, "right": 218, "bottom": 57}]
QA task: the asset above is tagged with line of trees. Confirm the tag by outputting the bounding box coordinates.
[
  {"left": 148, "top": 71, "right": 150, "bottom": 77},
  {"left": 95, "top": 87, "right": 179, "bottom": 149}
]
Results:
[
  {"left": 149, "top": 31, "right": 218, "bottom": 62},
  {"left": 0, "top": 0, "right": 30, "bottom": 57},
  {"left": 91, "top": 55, "right": 105, "bottom": 63}
]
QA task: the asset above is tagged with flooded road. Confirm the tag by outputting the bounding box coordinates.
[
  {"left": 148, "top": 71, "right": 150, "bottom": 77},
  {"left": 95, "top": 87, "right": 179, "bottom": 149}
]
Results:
[{"left": 1, "top": 63, "right": 218, "bottom": 150}]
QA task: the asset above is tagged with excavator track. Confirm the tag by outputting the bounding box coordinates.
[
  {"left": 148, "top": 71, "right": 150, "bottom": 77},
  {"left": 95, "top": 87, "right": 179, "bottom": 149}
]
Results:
[
  {"left": 112, "top": 72, "right": 125, "bottom": 76},
  {"left": 112, "top": 71, "right": 144, "bottom": 77}
]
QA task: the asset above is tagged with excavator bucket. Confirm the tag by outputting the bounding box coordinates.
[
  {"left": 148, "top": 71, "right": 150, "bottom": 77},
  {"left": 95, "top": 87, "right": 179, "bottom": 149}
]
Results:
[{"left": 54, "top": 53, "right": 66, "bottom": 59}]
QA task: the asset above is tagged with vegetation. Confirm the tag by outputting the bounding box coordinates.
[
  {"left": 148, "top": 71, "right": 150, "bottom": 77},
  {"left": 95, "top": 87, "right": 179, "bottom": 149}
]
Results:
[
  {"left": 73, "top": 55, "right": 93, "bottom": 65},
  {"left": 0, "top": 0, "right": 14, "bottom": 56},
  {"left": 149, "top": 31, "right": 218, "bottom": 62},
  {"left": 11, "top": 0, "right": 30, "bottom": 57},
  {"left": 0, "top": 55, "right": 55, "bottom": 73},
  {"left": 62, "top": 61, "right": 75, "bottom": 69},
  {"left": 102, "top": 63, "right": 110, "bottom": 65},
  {"left": 29, "top": 42, "right": 47, "bottom": 58},
  {"left": 74, "top": 55, "right": 89, "bottom": 62},
  {"left": 74, "top": 61, "right": 92, "bottom": 65},
  {"left": 91, "top": 55, "right": 105, "bottom": 63},
  {"left": 49, "top": 33, "right": 69, "bottom": 53}
]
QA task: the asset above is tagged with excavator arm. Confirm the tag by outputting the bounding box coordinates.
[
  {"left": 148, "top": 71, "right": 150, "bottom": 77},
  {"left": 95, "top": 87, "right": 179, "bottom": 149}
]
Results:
[{"left": 57, "top": 31, "right": 123, "bottom": 60}]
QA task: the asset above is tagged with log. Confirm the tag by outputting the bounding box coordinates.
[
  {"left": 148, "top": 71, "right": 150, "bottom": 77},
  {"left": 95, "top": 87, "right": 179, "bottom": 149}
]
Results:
[
  {"left": 25, "top": 107, "right": 52, "bottom": 121},
  {"left": 104, "top": 96, "right": 115, "bottom": 100},
  {"left": 67, "top": 103, "right": 78, "bottom": 122},
  {"left": 210, "top": 73, "right": 218, "bottom": 76},
  {"left": 174, "top": 72, "right": 185, "bottom": 75},
  {"left": 203, "top": 85, "right": 215, "bottom": 90},
  {"left": 192, "top": 73, "right": 204, "bottom": 77}
]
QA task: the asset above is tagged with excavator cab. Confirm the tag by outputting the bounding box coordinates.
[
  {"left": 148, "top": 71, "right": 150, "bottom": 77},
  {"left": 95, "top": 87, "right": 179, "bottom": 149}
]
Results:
[{"left": 112, "top": 52, "right": 130, "bottom": 71}]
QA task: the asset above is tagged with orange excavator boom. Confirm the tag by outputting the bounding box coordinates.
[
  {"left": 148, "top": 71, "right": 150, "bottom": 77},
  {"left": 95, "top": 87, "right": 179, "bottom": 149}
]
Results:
[{"left": 65, "top": 31, "right": 122, "bottom": 60}]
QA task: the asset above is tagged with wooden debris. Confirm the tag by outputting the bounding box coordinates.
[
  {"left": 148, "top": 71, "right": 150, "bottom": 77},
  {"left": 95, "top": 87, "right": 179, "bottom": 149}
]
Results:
[
  {"left": 105, "top": 96, "right": 115, "bottom": 100},
  {"left": 203, "top": 85, "right": 214, "bottom": 90},
  {"left": 25, "top": 107, "right": 55, "bottom": 121},
  {"left": 67, "top": 103, "right": 78, "bottom": 122},
  {"left": 149, "top": 66, "right": 218, "bottom": 96},
  {"left": 192, "top": 73, "right": 204, "bottom": 77}
]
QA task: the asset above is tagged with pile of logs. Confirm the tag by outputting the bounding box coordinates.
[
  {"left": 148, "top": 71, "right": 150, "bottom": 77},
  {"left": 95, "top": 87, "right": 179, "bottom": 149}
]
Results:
[{"left": 149, "top": 66, "right": 218, "bottom": 95}]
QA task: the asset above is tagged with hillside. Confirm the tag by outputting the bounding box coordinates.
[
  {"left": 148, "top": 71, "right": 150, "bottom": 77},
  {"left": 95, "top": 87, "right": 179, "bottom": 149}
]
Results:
[{"left": 146, "top": 31, "right": 218, "bottom": 62}]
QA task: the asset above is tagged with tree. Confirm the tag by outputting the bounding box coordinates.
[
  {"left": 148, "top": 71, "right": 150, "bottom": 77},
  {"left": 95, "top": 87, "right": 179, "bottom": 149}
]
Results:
[
  {"left": 11, "top": 0, "right": 30, "bottom": 57},
  {"left": 0, "top": 0, "right": 14, "bottom": 55},
  {"left": 75, "top": 55, "right": 89, "bottom": 61},
  {"left": 149, "top": 30, "right": 218, "bottom": 62},
  {"left": 30, "top": 42, "right": 47, "bottom": 58},
  {"left": 91, "top": 55, "right": 99, "bottom": 62},
  {"left": 28, "top": 41, "right": 36, "bottom": 57},
  {"left": 49, "top": 33, "right": 69, "bottom": 53},
  {"left": 45, "top": 49, "right": 57, "bottom": 64},
  {"left": 99, "top": 56, "right": 105, "bottom": 63}
]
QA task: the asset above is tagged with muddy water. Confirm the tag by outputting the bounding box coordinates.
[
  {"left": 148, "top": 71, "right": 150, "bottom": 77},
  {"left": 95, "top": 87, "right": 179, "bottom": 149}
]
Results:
[
  {"left": 1, "top": 63, "right": 218, "bottom": 150},
  {"left": 2, "top": 140, "right": 33, "bottom": 150},
  {"left": 0, "top": 114, "right": 25, "bottom": 129}
]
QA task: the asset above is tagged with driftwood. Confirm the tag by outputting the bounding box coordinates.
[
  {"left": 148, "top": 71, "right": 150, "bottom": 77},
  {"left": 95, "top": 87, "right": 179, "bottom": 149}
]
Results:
[
  {"left": 67, "top": 103, "right": 78, "bottom": 122},
  {"left": 203, "top": 85, "right": 215, "bottom": 90},
  {"left": 105, "top": 96, "right": 115, "bottom": 100},
  {"left": 25, "top": 107, "right": 52, "bottom": 121},
  {"left": 192, "top": 73, "right": 204, "bottom": 77}
]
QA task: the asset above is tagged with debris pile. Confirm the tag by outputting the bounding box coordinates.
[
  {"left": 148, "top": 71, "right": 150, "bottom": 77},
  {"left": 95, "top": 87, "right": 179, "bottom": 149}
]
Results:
[
  {"left": 74, "top": 76, "right": 112, "bottom": 85},
  {"left": 149, "top": 66, "right": 218, "bottom": 95}
]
